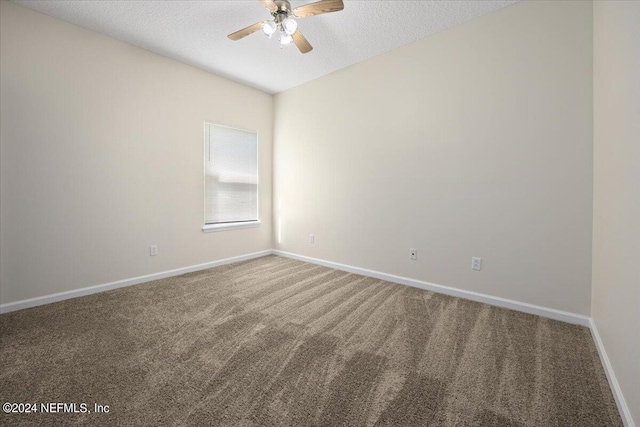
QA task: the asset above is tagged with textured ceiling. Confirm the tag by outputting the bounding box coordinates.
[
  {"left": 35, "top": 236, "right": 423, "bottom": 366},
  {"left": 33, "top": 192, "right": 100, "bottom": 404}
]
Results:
[{"left": 14, "top": 0, "right": 519, "bottom": 94}]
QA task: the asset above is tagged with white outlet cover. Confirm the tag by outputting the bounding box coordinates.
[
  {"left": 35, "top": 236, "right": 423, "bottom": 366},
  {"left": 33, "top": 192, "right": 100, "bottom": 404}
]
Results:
[
  {"left": 410, "top": 248, "right": 417, "bottom": 260},
  {"left": 150, "top": 245, "right": 158, "bottom": 256},
  {"left": 472, "top": 257, "right": 482, "bottom": 270},
  {"left": 309, "top": 234, "right": 315, "bottom": 244}
]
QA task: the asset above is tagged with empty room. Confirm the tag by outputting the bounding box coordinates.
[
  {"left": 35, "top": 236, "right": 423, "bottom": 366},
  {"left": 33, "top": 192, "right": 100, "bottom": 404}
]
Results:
[{"left": 1, "top": 0, "right": 638, "bottom": 425}]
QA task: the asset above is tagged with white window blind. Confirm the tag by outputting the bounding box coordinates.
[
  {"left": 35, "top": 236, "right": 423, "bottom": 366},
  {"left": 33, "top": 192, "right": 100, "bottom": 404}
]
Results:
[{"left": 205, "top": 124, "right": 258, "bottom": 224}]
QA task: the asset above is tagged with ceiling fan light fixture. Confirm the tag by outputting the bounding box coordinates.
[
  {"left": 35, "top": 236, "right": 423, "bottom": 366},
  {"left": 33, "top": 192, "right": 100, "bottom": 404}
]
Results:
[
  {"left": 279, "top": 32, "right": 293, "bottom": 45},
  {"left": 228, "top": 0, "right": 345, "bottom": 54},
  {"left": 261, "top": 21, "right": 276, "bottom": 37},
  {"left": 282, "top": 18, "right": 298, "bottom": 35}
]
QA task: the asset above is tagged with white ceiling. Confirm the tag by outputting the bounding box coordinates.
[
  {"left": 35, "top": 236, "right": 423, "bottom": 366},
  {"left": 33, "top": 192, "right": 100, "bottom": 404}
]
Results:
[{"left": 14, "top": 0, "right": 519, "bottom": 94}]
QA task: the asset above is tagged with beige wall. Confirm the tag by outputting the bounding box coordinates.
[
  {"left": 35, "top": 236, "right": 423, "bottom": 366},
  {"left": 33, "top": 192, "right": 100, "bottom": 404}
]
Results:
[
  {"left": 0, "top": 2, "right": 273, "bottom": 304},
  {"left": 592, "top": 1, "right": 640, "bottom": 424},
  {"left": 273, "top": 0, "right": 594, "bottom": 315}
]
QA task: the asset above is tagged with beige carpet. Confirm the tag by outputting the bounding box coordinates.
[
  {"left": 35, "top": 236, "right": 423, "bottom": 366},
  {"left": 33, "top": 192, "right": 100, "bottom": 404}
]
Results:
[{"left": 0, "top": 255, "right": 622, "bottom": 426}]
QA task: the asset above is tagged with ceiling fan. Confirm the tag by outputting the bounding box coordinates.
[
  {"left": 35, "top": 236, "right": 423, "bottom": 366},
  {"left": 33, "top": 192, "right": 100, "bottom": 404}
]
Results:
[{"left": 227, "top": 0, "right": 344, "bottom": 54}]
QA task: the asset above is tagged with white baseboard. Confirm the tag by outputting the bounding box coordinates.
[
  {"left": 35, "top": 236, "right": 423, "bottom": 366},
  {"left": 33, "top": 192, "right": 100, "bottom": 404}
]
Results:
[
  {"left": 0, "top": 250, "right": 272, "bottom": 314},
  {"left": 273, "top": 250, "right": 591, "bottom": 327},
  {"left": 590, "top": 319, "right": 636, "bottom": 427},
  {"left": 1, "top": 248, "right": 592, "bottom": 327}
]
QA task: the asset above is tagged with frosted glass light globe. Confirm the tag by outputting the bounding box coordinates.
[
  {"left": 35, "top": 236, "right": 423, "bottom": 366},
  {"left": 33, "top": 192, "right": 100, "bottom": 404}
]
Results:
[
  {"left": 280, "top": 32, "right": 293, "bottom": 45},
  {"left": 282, "top": 18, "right": 298, "bottom": 36},
  {"left": 262, "top": 21, "right": 276, "bottom": 37}
]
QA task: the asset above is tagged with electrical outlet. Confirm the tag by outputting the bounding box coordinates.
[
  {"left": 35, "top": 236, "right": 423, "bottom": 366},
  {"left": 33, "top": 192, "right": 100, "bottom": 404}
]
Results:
[
  {"left": 472, "top": 257, "right": 482, "bottom": 271},
  {"left": 410, "top": 248, "right": 417, "bottom": 260},
  {"left": 309, "top": 234, "right": 315, "bottom": 244},
  {"left": 150, "top": 245, "right": 158, "bottom": 256}
]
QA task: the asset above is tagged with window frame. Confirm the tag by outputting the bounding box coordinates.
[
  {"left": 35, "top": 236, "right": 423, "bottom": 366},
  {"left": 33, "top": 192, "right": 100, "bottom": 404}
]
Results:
[{"left": 202, "top": 122, "right": 260, "bottom": 233}]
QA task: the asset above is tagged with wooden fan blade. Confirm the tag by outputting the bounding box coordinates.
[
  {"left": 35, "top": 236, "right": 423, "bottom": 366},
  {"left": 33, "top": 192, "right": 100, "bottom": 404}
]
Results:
[
  {"left": 293, "top": 0, "right": 344, "bottom": 18},
  {"left": 228, "top": 21, "right": 267, "bottom": 41},
  {"left": 292, "top": 30, "right": 313, "bottom": 54},
  {"left": 259, "top": 0, "right": 278, "bottom": 12}
]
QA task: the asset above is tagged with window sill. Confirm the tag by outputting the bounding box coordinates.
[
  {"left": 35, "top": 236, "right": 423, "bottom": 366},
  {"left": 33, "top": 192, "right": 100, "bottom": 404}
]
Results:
[{"left": 202, "top": 221, "right": 261, "bottom": 233}]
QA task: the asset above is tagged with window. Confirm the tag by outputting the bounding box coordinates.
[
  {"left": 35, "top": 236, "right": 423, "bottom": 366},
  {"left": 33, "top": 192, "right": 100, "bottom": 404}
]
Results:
[{"left": 203, "top": 123, "right": 259, "bottom": 232}]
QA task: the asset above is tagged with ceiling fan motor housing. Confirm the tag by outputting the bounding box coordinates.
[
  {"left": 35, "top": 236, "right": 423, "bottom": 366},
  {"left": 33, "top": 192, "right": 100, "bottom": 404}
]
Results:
[{"left": 273, "top": 0, "right": 293, "bottom": 16}]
